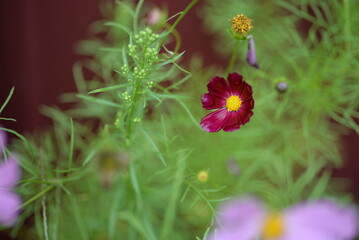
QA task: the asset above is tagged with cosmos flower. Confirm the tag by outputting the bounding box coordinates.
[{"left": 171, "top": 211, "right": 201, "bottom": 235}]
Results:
[
  {"left": 200, "top": 73, "right": 254, "bottom": 132},
  {"left": 247, "top": 35, "right": 259, "bottom": 69},
  {"left": 0, "top": 129, "right": 22, "bottom": 227},
  {"left": 208, "top": 197, "right": 359, "bottom": 240}
]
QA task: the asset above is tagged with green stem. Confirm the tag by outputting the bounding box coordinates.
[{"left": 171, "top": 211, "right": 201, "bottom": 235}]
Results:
[
  {"left": 160, "top": 0, "right": 200, "bottom": 46},
  {"left": 18, "top": 185, "right": 55, "bottom": 209},
  {"left": 126, "top": 80, "right": 141, "bottom": 144},
  {"left": 160, "top": 157, "right": 186, "bottom": 240},
  {"left": 133, "top": 0, "right": 144, "bottom": 33},
  {"left": 226, "top": 40, "right": 240, "bottom": 73},
  {"left": 163, "top": 22, "right": 182, "bottom": 55}
]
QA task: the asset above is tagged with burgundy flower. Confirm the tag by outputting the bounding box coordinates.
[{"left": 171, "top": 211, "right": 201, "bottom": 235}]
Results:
[{"left": 200, "top": 73, "right": 254, "bottom": 132}]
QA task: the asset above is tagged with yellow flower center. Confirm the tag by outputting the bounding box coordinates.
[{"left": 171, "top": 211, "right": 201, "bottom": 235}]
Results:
[
  {"left": 226, "top": 95, "right": 242, "bottom": 112},
  {"left": 231, "top": 14, "right": 253, "bottom": 35},
  {"left": 262, "top": 213, "right": 284, "bottom": 239}
]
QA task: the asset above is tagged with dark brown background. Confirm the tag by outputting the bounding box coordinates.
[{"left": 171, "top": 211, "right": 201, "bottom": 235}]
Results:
[{"left": 1, "top": 0, "right": 358, "bottom": 198}]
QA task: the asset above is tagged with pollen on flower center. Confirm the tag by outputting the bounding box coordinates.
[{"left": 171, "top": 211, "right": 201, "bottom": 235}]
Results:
[
  {"left": 231, "top": 14, "right": 253, "bottom": 35},
  {"left": 262, "top": 213, "right": 284, "bottom": 238},
  {"left": 226, "top": 95, "right": 242, "bottom": 112}
]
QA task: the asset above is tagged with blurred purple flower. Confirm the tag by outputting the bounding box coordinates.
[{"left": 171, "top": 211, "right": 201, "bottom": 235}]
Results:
[
  {"left": 246, "top": 35, "right": 259, "bottom": 69},
  {"left": 0, "top": 129, "right": 22, "bottom": 227},
  {"left": 208, "top": 197, "right": 359, "bottom": 240}
]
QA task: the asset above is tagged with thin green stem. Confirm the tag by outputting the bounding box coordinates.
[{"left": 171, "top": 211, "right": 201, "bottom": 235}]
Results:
[
  {"left": 160, "top": 156, "right": 186, "bottom": 240},
  {"left": 160, "top": 0, "right": 200, "bottom": 46},
  {"left": 226, "top": 40, "right": 240, "bottom": 73},
  {"left": 126, "top": 80, "right": 141, "bottom": 144},
  {"left": 18, "top": 185, "right": 55, "bottom": 209},
  {"left": 163, "top": 22, "right": 182, "bottom": 55},
  {"left": 133, "top": 0, "right": 144, "bottom": 33}
]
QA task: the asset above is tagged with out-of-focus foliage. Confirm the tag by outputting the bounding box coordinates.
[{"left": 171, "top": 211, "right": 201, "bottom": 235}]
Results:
[{"left": 1, "top": 0, "right": 358, "bottom": 239}]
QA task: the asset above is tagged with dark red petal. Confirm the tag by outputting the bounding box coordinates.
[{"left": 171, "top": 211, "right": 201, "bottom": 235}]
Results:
[
  {"left": 241, "top": 98, "right": 254, "bottom": 110},
  {"left": 238, "top": 108, "right": 254, "bottom": 125},
  {"left": 240, "top": 82, "right": 253, "bottom": 102},
  {"left": 200, "top": 108, "right": 229, "bottom": 132},
  {"left": 202, "top": 93, "right": 226, "bottom": 110},
  {"left": 207, "top": 76, "right": 231, "bottom": 99},
  {"left": 227, "top": 73, "right": 244, "bottom": 95},
  {"left": 222, "top": 111, "right": 241, "bottom": 132}
]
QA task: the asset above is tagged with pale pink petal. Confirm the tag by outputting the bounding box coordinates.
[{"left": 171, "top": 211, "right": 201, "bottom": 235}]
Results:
[
  {"left": 147, "top": 8, "right": 161, "bottom": 25},
  {"left": 208, "top": 197, "right": 265, "bottom": 240},
  {"left": 283, "top": 200, "right": 359, "bottom": 240},
  {"left": 0, "top": 190, "right": 21, "bottom": 227},
  {"left": 279, "top": 228, "right": 332, "bottom": 240},
  {"left": 0, "top": 156, "right": 21, "bottom": 189}
]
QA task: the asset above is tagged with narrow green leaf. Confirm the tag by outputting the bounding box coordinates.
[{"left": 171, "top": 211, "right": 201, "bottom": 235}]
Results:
[
  {"left": 133, "top": 0, "right": 144, "bottom": 33},
  {"left": 0, "top": 117, "right": 16, "bottom": 121},
  {"left": 77, "top": 94, "right": 121, "bottom": 108},
  {"left": 70, "top": 197, "right": 89, "bottom": 240},
  {"left": 155, "top": 52, "right": 185, "bottom": 67},
  {"left": 0, "top": 87, "right": 15, "bottom": 114},
  {"left": 117, "top": 211, "right": 155, "bottom": 240},
  {"left": 105, "top": 22, "right": 132, "bottom": 36},
  {"left": 67, "top": 118, "right": 74, "bottom": 174},
  {"left": 141, "top": 129, "right": 167, "bottom": 167},
  {"left": 89, "top": 84, "right": 127, "bottom": 94},
  {"left": 160, "top": 155, "right": 186, "bottom": 240},
  {"left": 0, "top": 127, "right": 34, "bottom": 161},
  {"left": 129, "top": 162, "right": 143, "bottom": 209}
]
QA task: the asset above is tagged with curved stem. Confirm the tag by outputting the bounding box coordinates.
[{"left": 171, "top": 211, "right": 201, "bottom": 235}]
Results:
[
  {"left": 160, "top": 0, "right": 200, "bottom": 46},
  {"left": 163, "top": 22, "right": 182, "bottom": 55},
  {"left": 226, "top": 39, "right": 240, "bottom": 73}
]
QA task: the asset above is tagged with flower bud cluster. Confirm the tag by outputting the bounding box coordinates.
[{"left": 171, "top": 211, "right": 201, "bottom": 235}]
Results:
[
  {"left": 120, "top": 65, "right": 129, "bottom": 75},
  {"left": 121, "top": 91, "right": 131, "bottom": 103},
  {"left": 145, "top": 47, "right": 159, "bottom": 64},
  {"left": 114, "top": 111, "right": 124, "bottom": 129},
  {"left": 134, "top": 28, "right": 159, "bottom": 48},
  {"left": 146, "top": 81, "right": 154, "bottom": 89},
  {"left": 133, "top": 117, "right": 141, "bottom": 123},
  {"left": 133, "top": 67, "right": 147, "bottom": 80}
]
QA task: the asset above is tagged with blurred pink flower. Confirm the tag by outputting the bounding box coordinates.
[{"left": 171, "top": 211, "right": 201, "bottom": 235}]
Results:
[
  {"left": 147, "top": 7, "right": 161, "bottom": 26},
  {"left": 208, "top": 197, "right": 359, "bottom": 240},
  {"left": 0, "top": 129, "right": 22, "bottom": 227}
]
